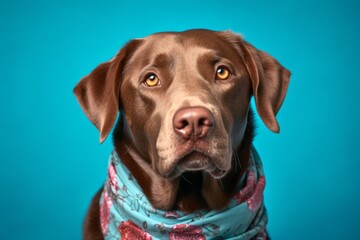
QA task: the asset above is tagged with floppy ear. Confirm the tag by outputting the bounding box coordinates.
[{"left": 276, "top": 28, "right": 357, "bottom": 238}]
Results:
[
  {"left": 74, "top": 40, "right": 142, "bottom": 143},
  {"left": 237, "top": 38, "right": 291, "bottom": 133}
]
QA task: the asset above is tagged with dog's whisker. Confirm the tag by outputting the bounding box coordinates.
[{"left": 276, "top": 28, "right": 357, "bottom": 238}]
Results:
[
  {"left": 233, "top": 149, "right": 238, "bottom": 171},
  {"left": 231, "top": 144, "right": 241, "bottom": 173},
  {"left": 219, "top": 179, "right": 225, "bottom": 191},
  {"left": 181, "top": 174, "right": 194, "bottom": 185}
]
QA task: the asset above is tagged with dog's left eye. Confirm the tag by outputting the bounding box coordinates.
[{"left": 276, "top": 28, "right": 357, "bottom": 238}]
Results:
[
  {"left": 144, "top": 73, "right": 160, "bottom": 87},
  {"left": 216, "top": 66, "right": 231, "bottom": 80}
]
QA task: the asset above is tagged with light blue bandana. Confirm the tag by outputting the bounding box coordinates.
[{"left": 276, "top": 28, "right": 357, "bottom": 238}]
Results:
[{"left": 100, "top": 147, "right": 268, "bottom": 240}]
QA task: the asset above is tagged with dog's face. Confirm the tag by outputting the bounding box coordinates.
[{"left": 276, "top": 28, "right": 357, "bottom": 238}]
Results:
[
  {"left": 74, "top": 29, "right": 290, "bottom": 210},
  {"left": 120, "top": 31, "right": 254, "bottom": 180}
]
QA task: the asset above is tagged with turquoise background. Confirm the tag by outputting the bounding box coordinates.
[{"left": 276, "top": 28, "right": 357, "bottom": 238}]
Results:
[{"left": 1, "top": 0, "right": 359, "bottom": 239}]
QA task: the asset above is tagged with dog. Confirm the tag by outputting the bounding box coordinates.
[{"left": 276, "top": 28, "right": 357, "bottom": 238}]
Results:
[{"left": 74, "top": 29, "right": 290, "bottom": 240}]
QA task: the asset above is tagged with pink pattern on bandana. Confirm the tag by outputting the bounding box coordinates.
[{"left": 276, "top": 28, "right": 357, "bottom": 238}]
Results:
[
  {"left": 234, "top": 170, "right": 257, "bottom": 204},
  {"left": 118, "top": 220, "right": 152, "bottom": 240},
  {"left": 100, "top": 190, "right": 112, "bottom": 235},
  {"left": 108, "top": 163, "right": 118, "bottom": 191},
  {"left": 247, "top": 176, "right": 266, "bottom": 211},
  {"left": 169, "top": 224, "right": 206, "bottom": 240}
]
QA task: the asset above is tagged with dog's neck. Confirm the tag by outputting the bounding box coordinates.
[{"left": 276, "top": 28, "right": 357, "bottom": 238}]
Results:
[{"left": 113, "top": 109, "right": 255, "bottom": 212}]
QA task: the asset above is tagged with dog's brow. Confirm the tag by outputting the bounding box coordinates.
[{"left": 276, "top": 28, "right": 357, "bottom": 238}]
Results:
[
  {"left": 151, "top": 53, "right": 172, "bottom": 69},
  {"left": 191, "top": 48, "right": 229, "bottom": 62},
  {"left": 196, "top": 50, "right": 233, "bottom": 66}
]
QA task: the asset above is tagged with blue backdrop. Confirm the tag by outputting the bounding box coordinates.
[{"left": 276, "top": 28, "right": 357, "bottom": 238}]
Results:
[{"left": 1, "top": 0, "right": 359, "bottom": 239}]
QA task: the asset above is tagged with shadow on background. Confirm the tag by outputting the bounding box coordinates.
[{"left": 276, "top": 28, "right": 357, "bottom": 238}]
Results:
[{"left": 1, "top": 0, "right": 359, "bottom": 239}]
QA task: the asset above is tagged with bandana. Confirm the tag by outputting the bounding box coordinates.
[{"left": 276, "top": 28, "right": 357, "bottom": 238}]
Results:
[{"left": 100, "top": 147, "right": 268, "bottom": 240}]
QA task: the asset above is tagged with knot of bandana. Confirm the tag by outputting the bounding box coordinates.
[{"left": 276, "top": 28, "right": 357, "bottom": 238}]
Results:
[{"left": 100, "top": 147, "right": 268, "bottom": 240}]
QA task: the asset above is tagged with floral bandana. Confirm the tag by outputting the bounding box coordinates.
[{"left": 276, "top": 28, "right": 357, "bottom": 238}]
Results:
[{"left": 100, "top": 147, "right": 268, "bottom": 240}]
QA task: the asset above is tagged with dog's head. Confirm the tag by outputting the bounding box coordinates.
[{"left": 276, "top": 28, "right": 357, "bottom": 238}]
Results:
[{"left": 74, "top": 29, "right": 290, "bottom": 207}]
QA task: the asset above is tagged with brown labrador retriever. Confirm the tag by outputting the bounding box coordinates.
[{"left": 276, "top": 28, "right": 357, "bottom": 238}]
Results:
[{"left": 74, "top": 29, "right": 290, "bottom": 239}]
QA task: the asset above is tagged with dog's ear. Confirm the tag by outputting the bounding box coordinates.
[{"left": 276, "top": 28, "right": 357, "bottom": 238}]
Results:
[
  {"left": 223, "top": 31, "right": 291, "bottom": 133},
  {"left": 74, "top": 40, "right": 142, "bottom": 143},
  {"left": 240, "top": 41, "right": 291, "bottom": 132}
]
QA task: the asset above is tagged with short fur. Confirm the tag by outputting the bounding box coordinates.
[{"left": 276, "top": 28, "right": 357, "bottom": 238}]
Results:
[{"left": 74, "top": 29, "right": 290, "bottom": 239}]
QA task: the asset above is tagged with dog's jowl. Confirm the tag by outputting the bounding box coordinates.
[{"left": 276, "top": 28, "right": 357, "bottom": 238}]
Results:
[{"left": 74, "top": 29, "right": 291, "bottom": 240}]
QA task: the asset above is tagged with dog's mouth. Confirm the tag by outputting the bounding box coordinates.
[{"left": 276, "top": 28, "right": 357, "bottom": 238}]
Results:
[
  {"left": 179, "top": 151, "right": 213, "bottom": 171},
  {"left": 164, "top": 150, "right": 228, "bottom": 180}
]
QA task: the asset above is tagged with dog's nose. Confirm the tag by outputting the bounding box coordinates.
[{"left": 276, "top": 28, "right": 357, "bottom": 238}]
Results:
[{"left": 173, "top": 107, "right": 214, "bottom": 139}]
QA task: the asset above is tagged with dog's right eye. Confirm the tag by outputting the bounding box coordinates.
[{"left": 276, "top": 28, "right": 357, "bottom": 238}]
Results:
[{"left": 144, "top": 73, "right": 160, "bottom": 87}]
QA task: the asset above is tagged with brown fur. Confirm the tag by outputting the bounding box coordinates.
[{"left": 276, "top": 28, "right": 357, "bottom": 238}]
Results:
[
  {"left": 74, "top": 29, "right": 290, "bottom": 239},
  {"left": 83, "top": 187, "right": 103, "bottom": 240}
]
